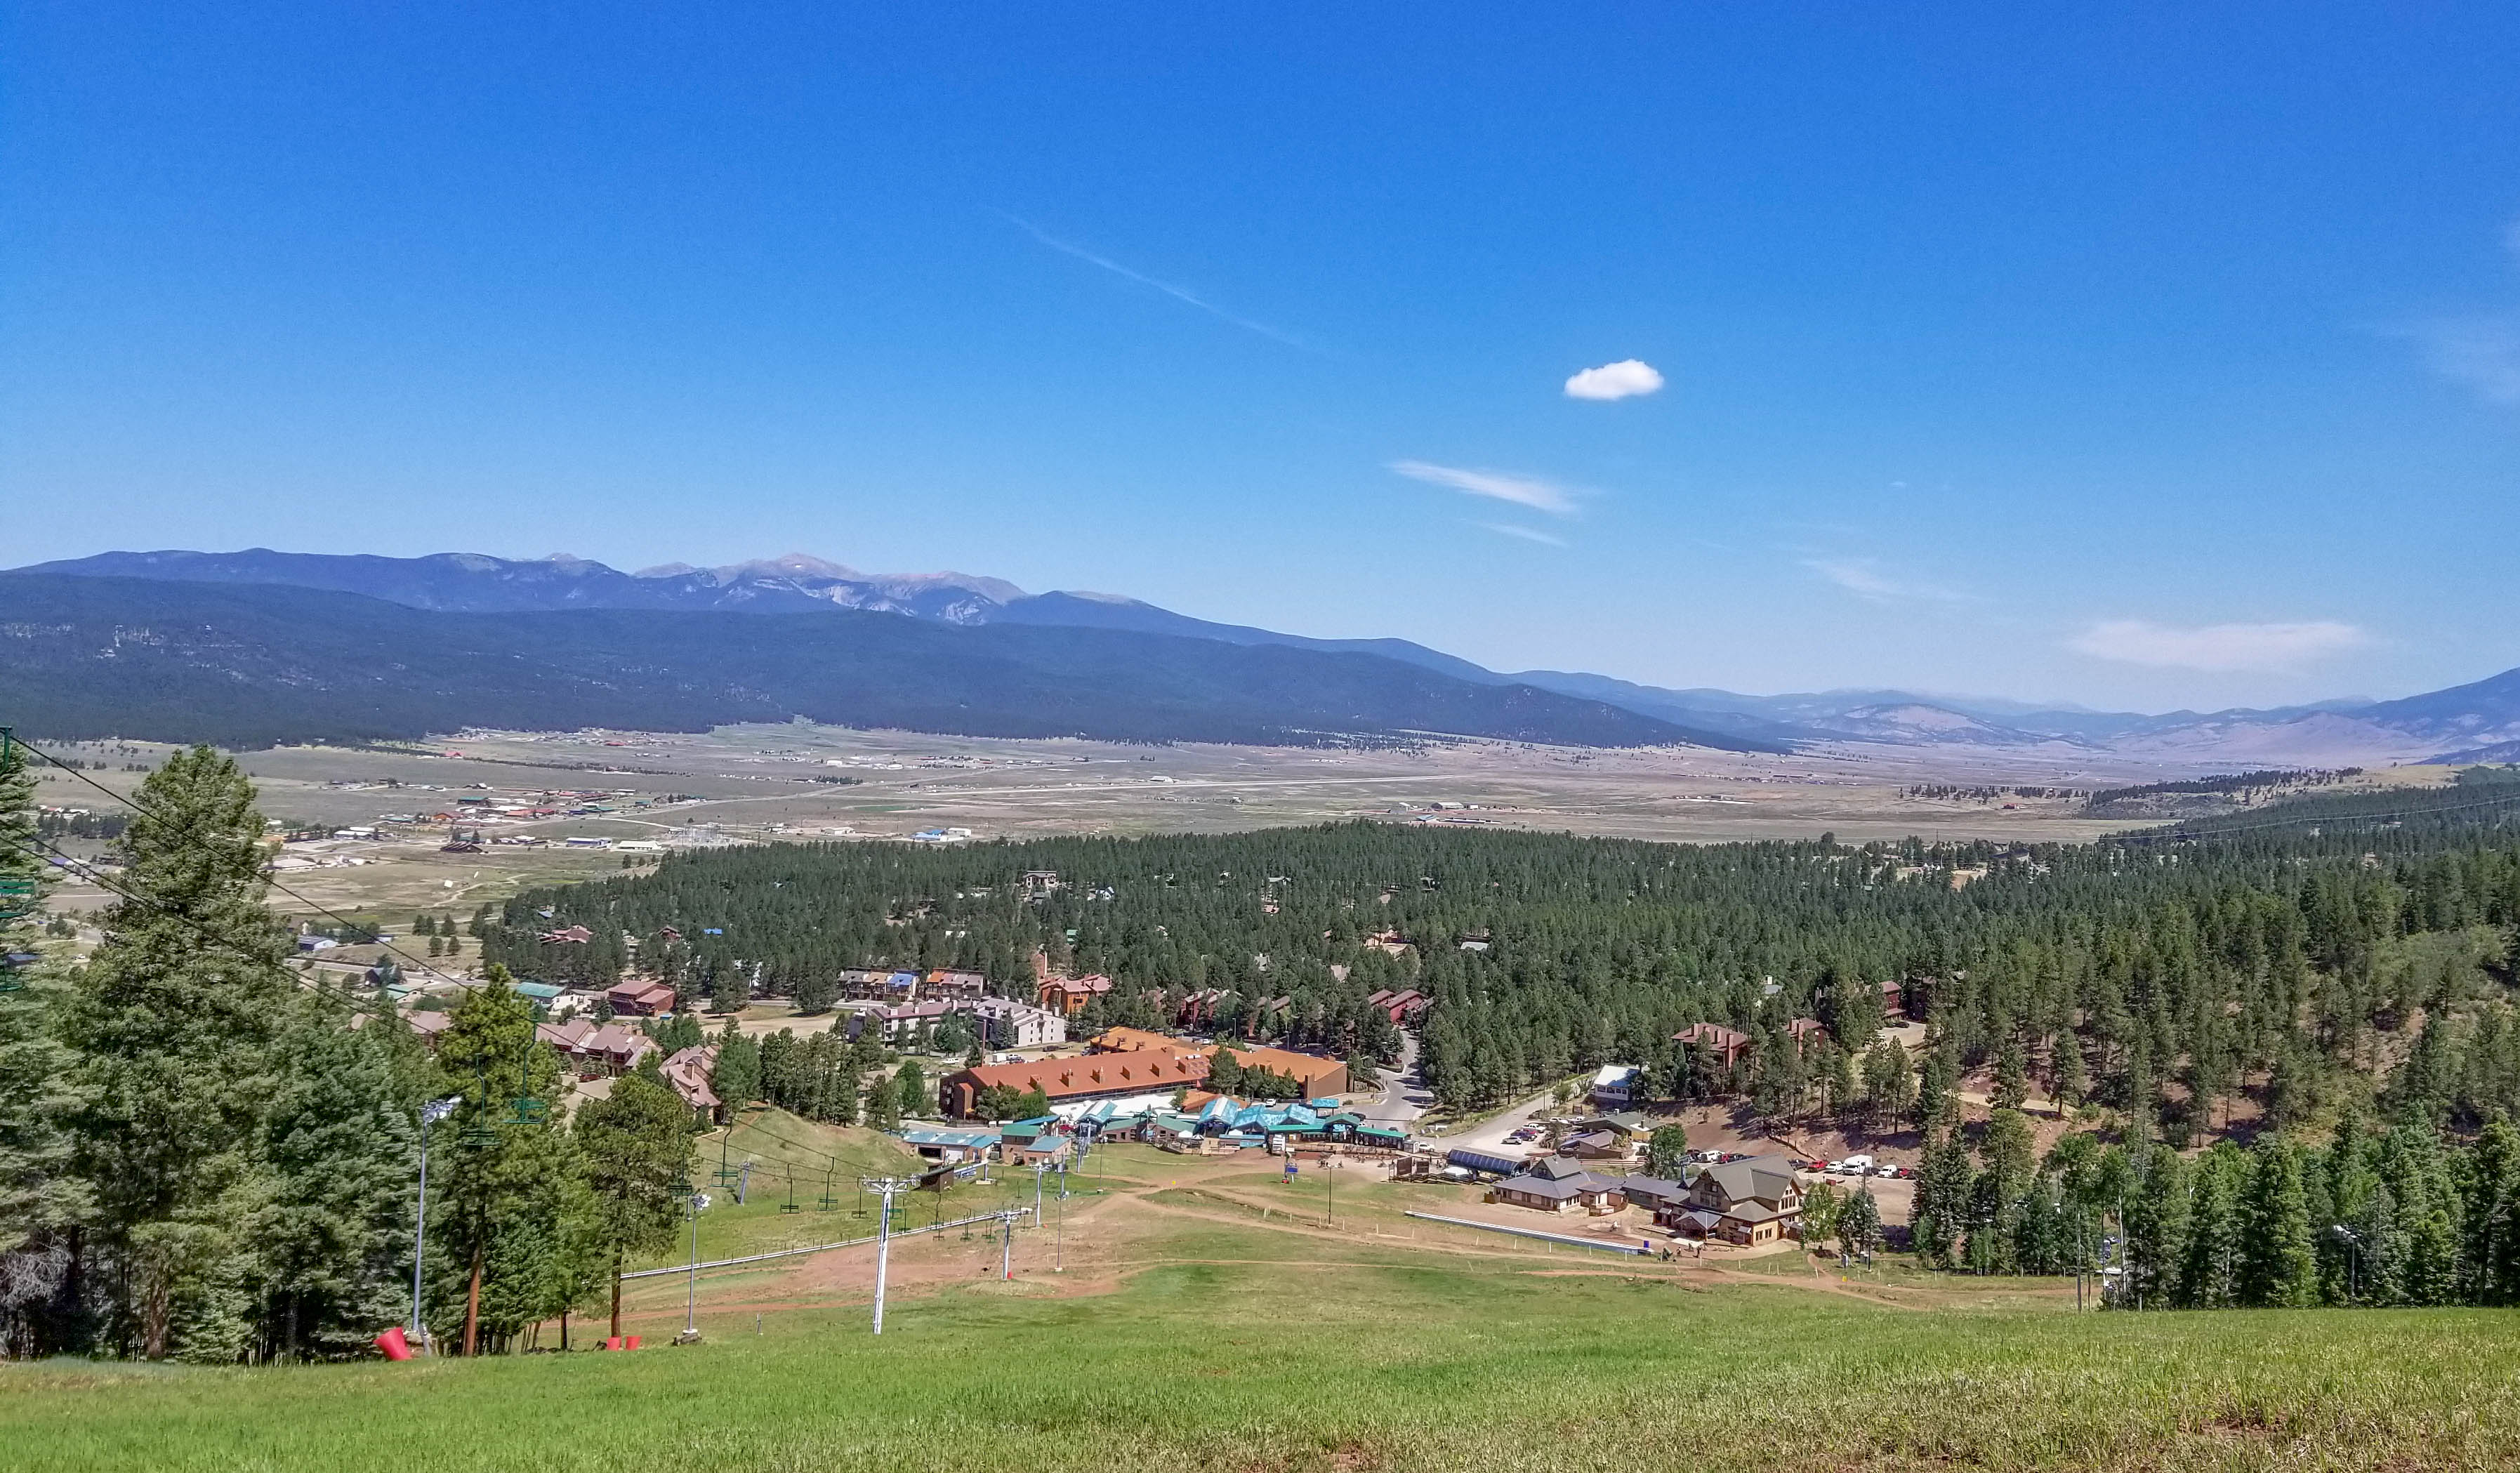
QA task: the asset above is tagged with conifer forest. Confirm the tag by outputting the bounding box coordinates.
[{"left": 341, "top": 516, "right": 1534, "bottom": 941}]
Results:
[{"left": 8, "top": 749, "right": 2520, "bottom": 1364}]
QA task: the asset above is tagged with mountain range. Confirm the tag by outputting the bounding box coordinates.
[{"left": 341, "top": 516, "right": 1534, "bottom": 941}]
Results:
[{"left": 13, "top": 548, "right": 2520, "bottom": 764}]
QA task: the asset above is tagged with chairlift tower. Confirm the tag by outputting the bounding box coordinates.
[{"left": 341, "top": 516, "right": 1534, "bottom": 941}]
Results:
[{"left": 862, "top": 1176, "right": 919, "bottom": 1335}]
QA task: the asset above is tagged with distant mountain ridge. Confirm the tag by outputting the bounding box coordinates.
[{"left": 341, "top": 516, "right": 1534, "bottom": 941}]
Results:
[
  {"left": 0, "top": 574, "right": 1748, "bottom": 751},
  {"left": 17, "top": 548, "right": 2520, "bottom": 764}
]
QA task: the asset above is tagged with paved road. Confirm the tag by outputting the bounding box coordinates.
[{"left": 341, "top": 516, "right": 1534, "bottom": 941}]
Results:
[
  {"left": 1437, "top": 1090, "right": 1560, "bottom": 1157},
  {"left": 1354, "top": 1031, "right": 1430, "bottom": 1129}
]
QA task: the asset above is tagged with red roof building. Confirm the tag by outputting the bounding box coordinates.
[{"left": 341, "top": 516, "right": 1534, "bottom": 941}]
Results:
[
  {"left": 1673, "top": 1022, "right": 1753, "bottom": 1068},
  {"left": 607, "top": 980, "right": 676, "bottom": 1017},
  {"left": 938, "top": 1049, "right": 1210, "bottom": 1118},
  {"left": 660, "top": 1043, "right": 721, "bottom": 1118},
  {"left": 1036, "top": 973, "right": 1114, "bottom": 1017}
]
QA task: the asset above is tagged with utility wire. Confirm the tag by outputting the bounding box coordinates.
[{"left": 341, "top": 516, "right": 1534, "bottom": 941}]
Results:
[
  {"left": 0, "top": 828, "right": 405, "bottom": 1028},
  {"left": 19, "top": 735, "right": 948, "bottom": 1137},
  {"left": 18, "top": 733, "right": 510, "bottom": 999}
]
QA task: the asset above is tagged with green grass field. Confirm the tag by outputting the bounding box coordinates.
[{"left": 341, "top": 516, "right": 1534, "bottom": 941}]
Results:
[{"left": 11, "top": 1198, "right": 2520, "bottom": 1473}]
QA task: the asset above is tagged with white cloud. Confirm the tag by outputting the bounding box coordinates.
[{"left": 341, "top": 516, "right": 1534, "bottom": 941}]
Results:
[
  {"left": 2069, "top": 619, "right": 2371, "bottom": 672},
  {"left": 1563, "top": 359, "right": 1665, "bottom": 401},
  {"left": 1479, "top": 522, "right": 1567, "bottom": 547},
  {"left": 1802, "top": 557, "right": 1968, "bottom": 604},
  {"left": 1390, "top": 460, "right": 1580, "bottom": 516}
]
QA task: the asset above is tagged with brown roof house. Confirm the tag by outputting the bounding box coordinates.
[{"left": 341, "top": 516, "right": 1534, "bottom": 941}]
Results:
[
  {"left": 659, "top": 1043, "right": 723, "bottom": 1121},
  {"left": 607, "top": 980, "right": 677, "bottom": 1017},
  {"left": 1672, "top": 1022, "right": 1753, "bottom": 1068},
  {"left": 536, "top": 1018, "right": 657, "bottom": 1076},
  {"left": 1036, "top": 973, "right": 1114, "bottom": 1017},
  {"left": 1491, "top": 1156, "right": 1628, "bottom": 1215},
  {"left": 1661, "top": 1156, "right": 1803, "bottom": 1246}
]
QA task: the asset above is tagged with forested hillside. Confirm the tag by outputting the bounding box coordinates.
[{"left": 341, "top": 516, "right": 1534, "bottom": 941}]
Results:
[
  {"left": 0, "top": 575, "right": 1733, "bottom": 751},
  {"left": 492, "top": 772, "right": 2520, "bottom": 1146}
]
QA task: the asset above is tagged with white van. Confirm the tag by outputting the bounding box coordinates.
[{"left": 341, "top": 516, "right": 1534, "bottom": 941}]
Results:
[{"left": 1835, "top": 1154, "right": 1875, "bottom": 1175}]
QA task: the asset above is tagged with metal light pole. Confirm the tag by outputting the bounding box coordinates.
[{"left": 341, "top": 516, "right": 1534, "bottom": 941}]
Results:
[
  {"left": 1001, "top": 1210, "right": 1016, "bottom": 1279},
  {"left": 411, "top": 1097, "right": 460, "bottom": 1349},
  {"left": 1054, "top": 1165, "right": 1064, "bottom": 1272}
]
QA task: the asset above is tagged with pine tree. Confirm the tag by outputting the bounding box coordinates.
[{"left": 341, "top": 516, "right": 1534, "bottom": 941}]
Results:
[
  {"left": 0, "top": 737, "right": 91, "bottom": 1356},
  {"left": 709, "top": 958, "right": 748, "bottom": 1014},
  {"left": 892, "top": 1059, "right": 926, "bottom": 1121},
  {"left": 2463, "top": 1120, "right": 2520, "bottom": 1305},
  {"left": 1911, "top": 1124, "right": 1973, "bottom": 1268},
  {"left": 1861, "top": 1039, "right": 1913, "bottom": 1129},
  {"left": 574, "top": 1072, "right": 694, "bottom": 1341},
  {"left": 1840, "top": 1184, "right": 1881, "bottom": 1254},
  {"left": 2122, "top": 1149, "right": 2189, "bottom": 1309},
  {"left": 1993, "top": 1038, "right": 2029, "bottom": 1111},
  {"left": 709, "top": 1025, "right": 761, "bottom": 1115},
  {"left": 2237, "top": 1141, "right": 2318, "bottom": 1307},
  {"left": 862, "top": 1067, "right": 902, "bottom": 1130},
  {"left": 2177, "top": 1144, "right": 2249, "bottom": 1309},
  {"left": 60, "top": 746, "right": 294, "bottom": 1359},
  {"left": 429, "top": 966, "right": 570, "bottom": 1354},
  {"left": 246, "top": 1006, "right": 421, "bottom": 1359}
]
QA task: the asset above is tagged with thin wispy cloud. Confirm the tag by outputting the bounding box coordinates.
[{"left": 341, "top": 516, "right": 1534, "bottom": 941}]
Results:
[
  {"left": 1390, "top": 460, "right": 1581, "bottom": 516},
  {"left": 999, "top": 213, "right": 1307, "bottom": 348},
  {"left": 2069, "top": 619, "right": 2371, "bottom": 673},
  {"left": 1802, "top": 556, "right": 1970, "bottom": 605},
  {"left": 2392, "top": 217, "right": 2520, "bottom": 406},
  {"left": 2402, "top": 317, "right": 2520, "bottom": 405},
  {"left": 1563, "top": 359, "right": 1664, "bottom": 401},
  {"left": 1479, "top": 522, "right": 1568, "bottom": 547}
]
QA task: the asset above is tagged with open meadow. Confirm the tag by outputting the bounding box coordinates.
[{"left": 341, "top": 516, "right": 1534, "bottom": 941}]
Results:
[
  {"left": 11, "top": 1139, "right": 2520, "bottom": 1472},
  {"left": 29, "top": 721, "right": 2294, "bottom": 939}
]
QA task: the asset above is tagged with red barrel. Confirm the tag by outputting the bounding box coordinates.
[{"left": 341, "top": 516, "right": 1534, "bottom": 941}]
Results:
[{"left": 374, "top": 1327, "right": 413, "bottom": 1361}]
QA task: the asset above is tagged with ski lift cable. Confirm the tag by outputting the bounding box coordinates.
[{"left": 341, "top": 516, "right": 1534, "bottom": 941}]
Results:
[
  {"left": 11, "top": 734, "right": 513, "bottom": 1001},
  {"left": 0, "top": 829, "right": 412, "bottom": 1026}
]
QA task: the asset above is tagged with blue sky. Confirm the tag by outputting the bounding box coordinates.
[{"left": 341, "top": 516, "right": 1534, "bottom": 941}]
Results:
[{"left": 6, "top": 5, "right": 2519, "bottom": 713}]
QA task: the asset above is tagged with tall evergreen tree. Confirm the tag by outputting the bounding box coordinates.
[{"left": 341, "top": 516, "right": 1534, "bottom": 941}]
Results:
[
  {"left": 2462, "top": 1120, "right": 2520, "bottom": 1306},
  {"left": 2177, "top": 1144, "right": 2250, "bottom": 1309},
  {"left": 0, "top": 736, "right": 90, "bottom": 1356},
  {"left": 710, "top": 1024, "right": 761, "bottom": 1115},
  {"left": 2238, "top": 1141, "right": 2318, "bottom": 1307},
  {"left": 1911, "top": 1124, "right": 1973, "bottom": 1269},
  {"left": 59, "top": 746, "right": 294, "bottom": 1359},
  {"left": 243, "top": 1007, "right": 421, "bottom": 1359},
  {"left": 575, "top": 1073, "right": 696, "bottom": 1342},
  {"left": 2121, "top": 1148, "right": 2189, "bottom": 1310},
  {"left": 429, "top": 966, "right": 571, "bottom": 1354}
]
